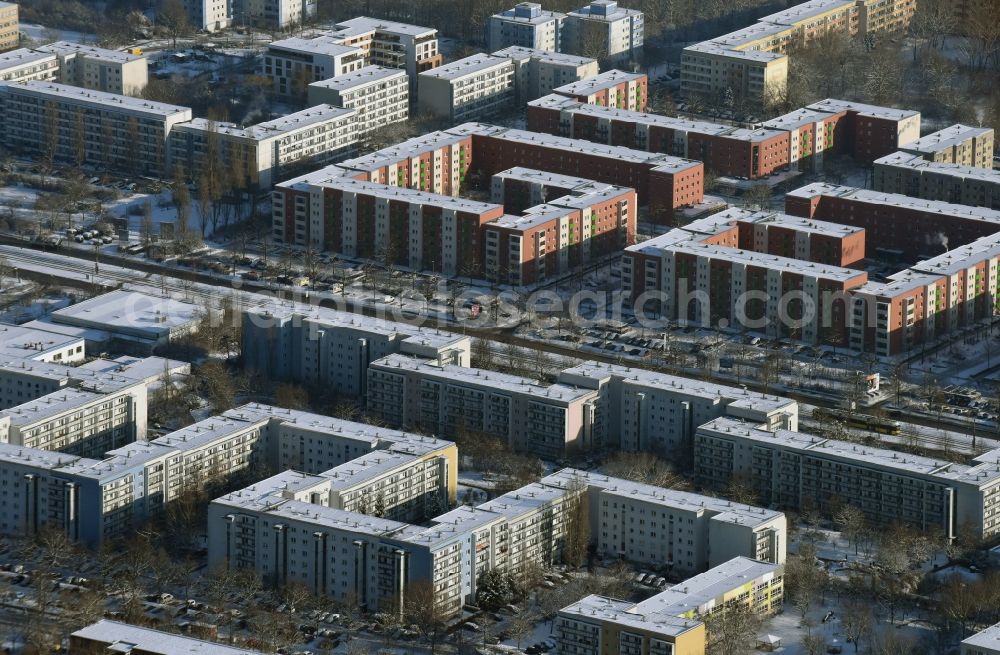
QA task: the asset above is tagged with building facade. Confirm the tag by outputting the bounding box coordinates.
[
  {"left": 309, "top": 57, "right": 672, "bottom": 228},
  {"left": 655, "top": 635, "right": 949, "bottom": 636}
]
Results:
[
  {"left": 492, "top": 46, "right": 598, "bottom": 104},
  {"left": 551, "top": 69, "right": 648, "bottom": 111},
  {"left": 681, "top": 0, "right": 916, "bottom": 104},
  {"left": 263, "top": 36, "right": 366, "bottom": 97},
  {"left": 489, "top": 3, "right": 566, "bottom": 52},
  {"left": 417, "top": 55, "right": 516, "bottom": 123},
  {"left": 367, "top": 354, "right": 600, "bottom": 459},
  {"left": 900, "top": 124, "right": 994, "bottom": 168},
  {"left": 555, "top": 557, "right": 784, "bottom": 655},
  {"left": 36, "top": 42, "right": 149, "bottom": 96},
  {"left": 0, "top": 49, "right": 59, "bottom": 84},
  {"left": 307, "top": 65, "right": 408, "bottom": 138},
  {"left": 240, "top": 301, "right": 471, "bottom": 395},
  {"left": 874, "top": 151, "right": 1000, "bottom": 210},
  {"left": 0, "top": 81, "right": 192, "bottom": 177},
  {"left": 695, "top": 417, "right": 1000, "bottom": 540}
]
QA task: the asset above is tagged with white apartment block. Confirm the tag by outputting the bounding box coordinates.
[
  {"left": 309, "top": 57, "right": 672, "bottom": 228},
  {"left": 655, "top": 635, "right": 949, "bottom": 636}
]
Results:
[
  {"left": 307, "top": 66, "right": 408, "bottom": 138},
  {"left": 556, "top": 557, "right": 783, "bottom": 655},
  {"left": 36, "top": 41, "right": 148, "bottom": 96},
  {"left": 0, "top": 49, "right": 59, "bottom": 84},
  {"left": 695, "top": 417, "right": 1000, "bottom": 540},
  {"left": 0, "top": 81, "right": 192, "bottom": 176},
  {"left": 0, "top": 403, "right": 455, "bottom": 546},
  {"left": 489, "top": 3, "right": 566, "bottom": 52},
  {"left": 237, "top": 0, "right": 316, "bottom": 29},
  {"left": 964, "top": 623, "right": 1000, "bottom": 655},
  {"left": 564, "top": 0, "right": 644, "bottom": 64},
  {"left": 543, "top": 468, "right": 786, "bottom": 575},
  {"left": 330, "top": 17, "right": 442, "bottom": 89},
  {"left": 184, "top": 0, "right": 233, "bottom": 31},
  {"left": 241, "top": 301, "right": 471, "bottom": 397},
  {"left": 556, "top": 361, "right": 799, "bottom": 454},
  {"left": 492, "top": 46, "right": 598, "bottom": 103},
  {"left": 417, "top": 54, "right": 516, "bottom": 123},
  {"left": 367, "top": 354, "right": 599, "bottom": 459},
  {"left": 262, "top": 36, "right": 366, "bottom": 96},
  {"left": 900, "top": 124, "right": 995, "bottom": 168},
  {"left": 168, "top": 104, "right": 357, "bottom": 188}
]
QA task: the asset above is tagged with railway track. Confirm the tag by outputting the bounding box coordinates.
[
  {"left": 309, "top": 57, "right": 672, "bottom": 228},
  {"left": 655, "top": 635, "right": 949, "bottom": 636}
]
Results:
[{"left": 1, "top": 237, "right": 994, "bottom": 448}]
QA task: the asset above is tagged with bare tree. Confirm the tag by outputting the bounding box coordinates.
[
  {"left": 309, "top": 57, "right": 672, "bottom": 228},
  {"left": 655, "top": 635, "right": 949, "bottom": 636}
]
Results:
[
  {"left": 842, "top": 598, "right": 873, "bottom": 653},
  {"left": 159, "top": 0, "right": 192, "bottom": 49},
  {"left": 705, "top": 603, "right": 763, "bottom": 655},
  {"left": 403, "top": 580, "right": 450, "bottom": 654}
]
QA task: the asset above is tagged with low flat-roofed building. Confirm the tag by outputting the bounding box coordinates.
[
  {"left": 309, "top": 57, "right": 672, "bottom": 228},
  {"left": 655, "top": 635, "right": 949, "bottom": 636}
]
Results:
[
  {"left": 964, "top": 622, "right": 1000, "bottom": 655},
  {"left": 70, "top": 619, "right": 269, "bottom": 654},
  {"left": 0, "top": 322, "right": 86, "bottom": 363},
  {"left": 0, "top": 48, "right": 58, "bottom": 83},
  {"left": 50, "top": 290, "right": 205, "bottom": 348}
]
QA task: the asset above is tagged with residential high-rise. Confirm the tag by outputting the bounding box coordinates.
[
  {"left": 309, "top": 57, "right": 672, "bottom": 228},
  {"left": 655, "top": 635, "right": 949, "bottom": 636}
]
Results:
[
  {"left": 488, "top": 3, "right": 566, "bottom": 52},
  {"left": 367, "top": 354, "right": 601, "bottom": 459},
  {"left": 262, "top": 36, "right": 366, "bottom": 97},
  {"left": 183, "top": 0, "right": 233, "bottom": 31},
  {"left": 564, "top": 0, "right": 643, "bottom": 64}
]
